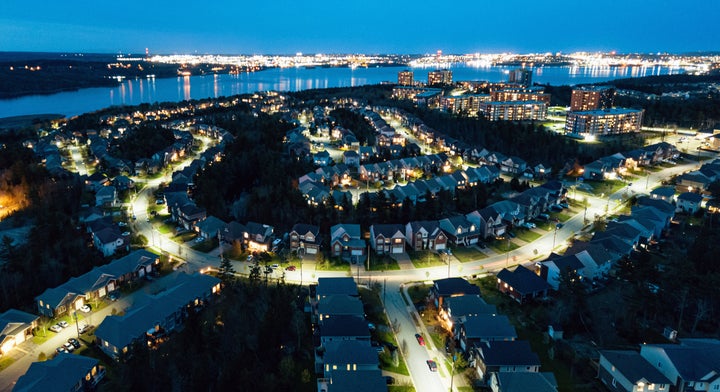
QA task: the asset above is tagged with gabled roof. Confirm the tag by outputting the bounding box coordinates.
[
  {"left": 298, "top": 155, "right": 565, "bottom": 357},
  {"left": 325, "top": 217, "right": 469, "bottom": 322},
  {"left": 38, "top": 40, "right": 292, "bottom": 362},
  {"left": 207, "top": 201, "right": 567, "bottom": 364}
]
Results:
[
  {"left": 0, "top": 309, "right": 38, "bottom": 338},
  {"left": 320, "top": 315, "right": 369, "bottom": 338},
  {"left": 290, "top": 223, "right": 320, "bottom": 237},
  {"left": 677, "top": 192, "right": 703, "bottom": 203},
  {"left": 194, "top": 216, "right": 228, "bottom": 235},
  {"left": 408, "top": 220, "right": 444, "bottom": 239},
  {"left": 650, "top": 186, "right": 676, "bottom": 198},
  {"left": 371, "top": 223, "right": 405, "bottom": 239},
  {"left": 245, "top": 221, "right": 273, "bottom": 237},
  {"left": 601, "top": 350, "right": 671, "bottom": 385},
  {"left": 497, "top": 266, "right": 550, "bottom": 295},
  {"left": 326, "top": 369, "right": 387, "bottom": 392},
  {"left": 14, "top": 353, "right": 99, "bottom": 392},
  {"left": 643, "top": 340, "right": 720, "bottom": 382},
  {"left": 433, "top": 277, "right": 480, "bottom": 297},
  {"left": 494, "top": 372, "right": 558, "bottom": 392},
  {"left": 443, "top": 295, "right": 496, "bottom": 318},
  {"left": 222, "top": 221, "right": 247, "bottom": 241},
  {"left": 477, "top": 340, "right": 540, "bottom": 367},
  {"left": 330, "top": 224, "right": 361, "bottom": 242},
  {"left": 461, "top": 314, "right": 517, "bottom": 340},
  {"left": 323, "top": 340, "right": 379, "bottom": 366},
  {"left": 636, "top": 196, "right": 675, "bottom": 215},
  {"left": 318, "top": 295, "right": 364, "bottom": 318},
  {"left": 317, "top": 277, "right": 358, "bottom": 298},
  {"left": 564, "top": 241, "right": 614, "bottom": 267}
]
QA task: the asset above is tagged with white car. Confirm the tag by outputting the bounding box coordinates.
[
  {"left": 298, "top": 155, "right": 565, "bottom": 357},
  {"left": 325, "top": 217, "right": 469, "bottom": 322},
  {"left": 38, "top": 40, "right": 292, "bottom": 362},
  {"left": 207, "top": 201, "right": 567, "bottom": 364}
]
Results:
[
  {"left": 58, "top": 321, "right": 69, "bottom": 328},
  {"left": 49, "top": 324, "right": 63, "bottom": 333},
  {"left": 80, "top": 305, "right": 91, "bottom": 313}
]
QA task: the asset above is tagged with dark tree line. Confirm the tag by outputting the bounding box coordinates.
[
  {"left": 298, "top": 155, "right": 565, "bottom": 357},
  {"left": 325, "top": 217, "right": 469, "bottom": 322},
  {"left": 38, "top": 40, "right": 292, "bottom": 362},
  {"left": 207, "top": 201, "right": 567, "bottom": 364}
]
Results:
[
  {"left": 0, "top": 140, "right": 104, "bottom": 312},
  {"left": 110, "top": 122, "right": 176, "bottom": 161},
  {"left": 328, "top": 108, "right": 376, "bottom": 145},
  {"left": 104, "top": 279, "right": 314, "bottom": 392}
]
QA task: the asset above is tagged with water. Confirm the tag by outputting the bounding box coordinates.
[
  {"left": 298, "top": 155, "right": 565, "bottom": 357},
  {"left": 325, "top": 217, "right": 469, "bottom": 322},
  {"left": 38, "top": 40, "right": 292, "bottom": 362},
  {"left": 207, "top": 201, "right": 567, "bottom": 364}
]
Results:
[{"left": 0, "top": 63, "right": 686, "bottom": 118}]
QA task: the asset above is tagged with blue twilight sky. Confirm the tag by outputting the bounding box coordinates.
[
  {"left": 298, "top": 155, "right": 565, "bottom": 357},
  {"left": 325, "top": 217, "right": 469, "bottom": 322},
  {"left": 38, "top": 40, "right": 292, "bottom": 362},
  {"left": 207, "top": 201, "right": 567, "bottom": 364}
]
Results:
[{"left": 0, "top": 0, "right": 718, "bottom": 55}]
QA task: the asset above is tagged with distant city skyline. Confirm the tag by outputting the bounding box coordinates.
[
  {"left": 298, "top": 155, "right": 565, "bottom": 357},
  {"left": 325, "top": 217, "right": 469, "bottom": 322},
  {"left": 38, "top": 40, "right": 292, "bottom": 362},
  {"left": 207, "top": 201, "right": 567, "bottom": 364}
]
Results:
[{"left": 1, "top": 0, "right": 718, "bottom": 55}]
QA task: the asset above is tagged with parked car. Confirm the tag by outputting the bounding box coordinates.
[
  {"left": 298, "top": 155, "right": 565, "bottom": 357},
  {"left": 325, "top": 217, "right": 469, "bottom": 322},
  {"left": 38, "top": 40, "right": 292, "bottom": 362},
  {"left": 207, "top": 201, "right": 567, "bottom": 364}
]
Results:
[
  {"left": 549, "top": 204, "right": 563, "bottom": 212},
  {"left": 155, "top": 199, "right": 165, "bottom": 205},
  {"left": 79, "top": 304, "right": 91, "bottom": 313},
  {"left": 426, "top": 360, "right": 438, "bottom": 372},
  {"left": 556, "top": 223, "right": 564, "bottom": 229},
  {"left": 538, "top": 213, "right": 550, "bottom": 221},
  {"left": 508, "top": 232, "right": 516, "bottom": 238},
  {"left": 49, "top": 324, "right": 63, "bottom": 333},
  {"left": 107, "top": 292, "right": 119, "bottom": 301},
  {"left": 524, "top": 222, "right": 536, "bottom": 229},
  {"left": 63, "top": 342, "right": 75, "bottom": 352},
  {"left": 270, "top": 264, "right": 279, "bottom": 269},
  {"left": 385, "top": 376, "right": 396, "bottom": 385},
  {"left": 78, "top": 323, "right": 91, "bottom": 334},
  {"left": 68, "top": 338, "right": 81, "bottom": 349},
  {"left": 285, "top": 265, "right": 296, "bottom": 271},
  {"left": 415, "top": 333, "right": 425, "bottom": 346},
  {"left": 56, "top": 346, "right": 67, "bottom": 354},
  {"left": 559, "top": 202, "right": 569, "bottom": 209},
  {"left": 58, "top": 321, "right": 69, "bottom": 328}
]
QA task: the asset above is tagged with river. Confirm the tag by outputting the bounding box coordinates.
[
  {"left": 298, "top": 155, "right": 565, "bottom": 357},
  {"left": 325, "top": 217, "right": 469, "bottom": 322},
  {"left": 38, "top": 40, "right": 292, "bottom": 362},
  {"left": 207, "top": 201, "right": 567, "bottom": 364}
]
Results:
[{"left": 0, "top": 63, "right": 686, "bottom": 118}]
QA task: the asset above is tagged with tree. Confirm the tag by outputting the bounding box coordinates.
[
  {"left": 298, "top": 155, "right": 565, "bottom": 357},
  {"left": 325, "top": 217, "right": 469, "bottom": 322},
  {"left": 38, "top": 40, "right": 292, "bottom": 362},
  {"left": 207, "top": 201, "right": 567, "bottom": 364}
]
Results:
[{"left": 218, "top": 256, "right": 236, "bottom": 283}]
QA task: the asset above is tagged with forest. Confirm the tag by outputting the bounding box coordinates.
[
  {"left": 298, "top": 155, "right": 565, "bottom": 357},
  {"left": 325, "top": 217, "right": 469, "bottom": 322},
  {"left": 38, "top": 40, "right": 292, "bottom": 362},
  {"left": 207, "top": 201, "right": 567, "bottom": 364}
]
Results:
[{"left": 110, "top": 122, "right": 176, "bottom": 161}]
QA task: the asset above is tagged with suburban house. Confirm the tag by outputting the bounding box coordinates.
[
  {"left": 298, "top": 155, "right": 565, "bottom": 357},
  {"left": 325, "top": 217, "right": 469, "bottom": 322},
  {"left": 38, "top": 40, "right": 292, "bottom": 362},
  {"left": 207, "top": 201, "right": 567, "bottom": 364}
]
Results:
[
  {"left": 78, "top": 207, "right": 105, "bottom": 224},
  {"left": 490, "top": 372, "right": 558, "bottom": 392},
  {"left": 650, "top": 186, "right": 676, "bottom": 203},
  {"left": 430, "top": 277, "right": 481, "bottom": 308},
  {"left": 316, "top": 369, "right": 387, "bottom": 392},
  {"left": 640, "top": 339, "right": 720, "bottom": 392},
  {"left": 676, "top": 192, "right": 703, "bottom": 214},
  {"left": 36, "top": 250, "right": 158, "bottom": 317},
  {"left": 85, "top": 172, "right": 109, "bottom": 192},
  {"left": 369, "top": 224, "right": 406, "bottom": 255},
  {"left": 318, "top": 315, "right": 371, "bottom": 346},
  {"left": 537, "top": 254, "right": 585, "bottom": 290},
  {"left": 177, "top": 203, "right": 207, "bottom": 231},
  {"left": 193, "top": 216, "right": 227, "bottom": 240},
  {"left": 289, "top": 223, "right": 322, "bottom": 255},
  {"left": 95, "top": 273, "right": 221, "bottom": 360},
  {"left": 314, "top": 150, "right": 332, "bottom": 166},
  {"left": 316, "top": 295, "right": 364, "bottom": 323},
  {"left": 439, "top": 295, "right": 497, "bottom": 335},
  {"left": 496, "top": 266, "right": 551, "bottom": 304},
  {"left": 405, "top": 220, "right": 448, "bottom": 251},
  {"left": 316, "top": 340, "right": 380, "bottom": 376},
  {"left": 439, "top": 215, "right": 480, "bottom": 246},
  {"left": 0, "top": 309, "right": 39, "bottom": 356},
  {"left": 458, "top": 314, "right": 518, "bottom": 351},
  {"left": 112, "top": 175, "right": 135, "bottom": 191},
  {"left": 220, "top": 221, "right": 247, "bottom": 246},
  {"left": 598, "top": 350, "right": 671, "bottom": 392},
  {"left": 342, "top": 150, "right": 360, "bottom": 167},
  {"left": 244, "top": 221, "right": 274, "bottom": 251},
  {"left": 564, "top": 241, "right": 617, "bottom": 279},
  {"left": 472, "top": 340, "right": 541, "bottom": 383},
  {"left": 470, "top": 207, "right": 506, "bottom": 240},
  {"left": 92, "top": 227, "right": 127, "bottom": 257},
  {"left": 13, "top": 353, "right": 105, "bottom": 392},
  {"left": 329, "top": 224, "right": 366, "bottom": 260},
  {"left": 95, "top": 186, "right": 117, "bottom": 207}
]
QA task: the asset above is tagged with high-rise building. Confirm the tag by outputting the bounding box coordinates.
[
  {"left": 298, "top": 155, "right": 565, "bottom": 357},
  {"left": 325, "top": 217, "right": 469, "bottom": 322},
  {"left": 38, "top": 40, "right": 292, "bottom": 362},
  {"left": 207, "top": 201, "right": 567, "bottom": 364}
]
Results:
[
  {"left": 570, "top": 86, "right": 616, "bottom": 112},
  {"left": 428, "top": 69, "right": 453, "bottom": 86},
  {"left": 508, "top": 69, "right": 532, "bottom": 86},
  {"left": 564, "top": 108, "right": 644, "bottom": 135},
  {"left": 398, "top": 70, "right": 414, "bottom": 86}
]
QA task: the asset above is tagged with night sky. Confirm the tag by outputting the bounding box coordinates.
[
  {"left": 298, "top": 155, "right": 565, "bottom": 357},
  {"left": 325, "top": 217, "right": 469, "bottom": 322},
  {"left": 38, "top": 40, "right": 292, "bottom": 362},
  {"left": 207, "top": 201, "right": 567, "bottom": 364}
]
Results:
[{"left": 0, "top": 0, "right": 717, "bottom": 54}]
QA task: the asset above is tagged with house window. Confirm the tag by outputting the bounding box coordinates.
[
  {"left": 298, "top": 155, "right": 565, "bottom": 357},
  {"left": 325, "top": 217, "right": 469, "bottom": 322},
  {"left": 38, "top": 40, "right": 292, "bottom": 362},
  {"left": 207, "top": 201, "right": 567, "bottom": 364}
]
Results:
[
  {"left": 612, "top": 378, "right": 617, "bottom": 387},
  {"left": 39, "top": 300, "right": 43, "bottom": 307},
  {"left": 332, "top": 365, "right": 337, "bottom": 370}
]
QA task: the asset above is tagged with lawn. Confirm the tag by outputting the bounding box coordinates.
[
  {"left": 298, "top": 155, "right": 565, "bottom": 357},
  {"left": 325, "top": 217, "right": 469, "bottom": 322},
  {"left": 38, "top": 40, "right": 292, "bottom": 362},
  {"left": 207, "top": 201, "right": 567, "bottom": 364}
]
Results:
[
  {"left": 408, "top": 250, "right": 446, "bottom": 268},
  {"left": 0, "top": 357, "right": 15, "bottom": 372},
  {"left": 406, "top": 284, "right": 431, "bottom": 307},
  {"left": 369, "top": 254, "right": 401, "bottom": 271},
  {"left": 156, "top": 222, "right": 174, "bottom": 234},
  {"left": 315, "top": 258, "right": 351, "bottom": 272},
  {"left": 581, "top": 179, "right": 627, "bottom": 196},
  {"left": 488, "top": 240, "right": 519, "bottom": 253},
  {"left": 450, "top": 246, "right": 487, "bottom": 263},
  {"left": 191, "top": 237, "right": 219, "bottom": 253},
  {"left": 551, "top": 211, "right": 574, "bottom": 222},
  {"left": 388, "top": 386, "right": 415, "bottom": 392},
  {"left": 514, "top": 229, "right": 542, "bottom": 243}
]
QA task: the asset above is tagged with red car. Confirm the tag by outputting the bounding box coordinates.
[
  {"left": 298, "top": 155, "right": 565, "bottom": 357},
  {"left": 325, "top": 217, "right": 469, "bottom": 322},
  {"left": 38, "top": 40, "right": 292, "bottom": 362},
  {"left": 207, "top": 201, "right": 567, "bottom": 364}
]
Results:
[
  {"left": 285, "top": 265, "right": 296, "bottom": 271},
  {"left": 415, "top": 333, "right": 425, "bottom": 346}
]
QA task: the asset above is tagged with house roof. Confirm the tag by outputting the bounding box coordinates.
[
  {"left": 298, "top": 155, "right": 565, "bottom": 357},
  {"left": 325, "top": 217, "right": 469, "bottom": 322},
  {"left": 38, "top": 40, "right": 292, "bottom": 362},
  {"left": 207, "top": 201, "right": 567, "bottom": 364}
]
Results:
[
  {"left": 13, "top": 353, "right": 98, "bottom": 392},
  {"left": 95, "top": 273, "right": 220, "bottom": 352},
  {"left": 317, "top": 277, "right": 358, "bottom": 297},
  {"left": 320, "top": 315, "right": 370, "bottom": 338},
  {"left": 323, "top": 340, "right": 379, "bottom": 366},
  {"left": 477, "top": 340, "right": 540, "bottom": 367},
  {"left": 194, "top": 216, "right": 228, "bottom": 236},
  {"left": 0, "top": 309, "right": 38, "bottom": 338},
  {"left": 245, "top": 221, "right": 273, "bottom": 237},
  {"left": 636, "top": 196, "right": 675, "bottom": 215},
  {"left": 497, "top": 266, "right": 550, "bottom": 295},
  {"left": 650, "top": 186, "right": 676, "bottom": 198},
  {"left": 643, "top": 340, "right": 720, "bottom": 382},
  {"left": 564, "top": 242, "right": 614, "bottom": 267},
  {"left": 94, "top": 227, "right": 123, "bottom": 245},
  {"left": 222, "top": 221, "right": 247, "bottom": 241},
  {"left": 330, "top": 224, "right": 361, "bottom": 242},
  {"left": 326, "top": 369, "right": 387, "bottom": 392},
  {"left": 677, "top": 192, "right": 703, "bottom": 203},
  {"left": 542, "top": 254, "right": 584, "bottom": 273},
  {"left": 318, "top": 295, "right": 364, "bottom": 318},
  {"left": 494, "top": 372, "right": 558, "bottom": 392},
  {"left": 408, "top": 220, "right": 444, "bottom": 239},
  {"left": 291, "top": 223, "right": 320, "bottom": 237},
  {"left": 433, "top": 277, "right": 480, "bottom": 297},
  {"left": 371, "top": 223, "right": 405, "bottom": 239},
  {"left": 461, "top": 314, "right": 517, "bottom": 340},
  {"left": 601, "top": 350, "right": 671, "bottom": 385},
  {"left": 443, "top": 295, "right": 496, "bottom": 318},
  {"left": 95, "top": 185, "right": 116, "bottom": 198}
]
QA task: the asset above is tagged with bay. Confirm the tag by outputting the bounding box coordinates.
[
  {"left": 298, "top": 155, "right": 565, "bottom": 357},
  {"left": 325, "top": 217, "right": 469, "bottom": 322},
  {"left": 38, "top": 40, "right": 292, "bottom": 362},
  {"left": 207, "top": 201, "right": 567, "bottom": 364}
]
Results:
[{"left": 0, "top": 63, "right": 685, "bottom": 118}]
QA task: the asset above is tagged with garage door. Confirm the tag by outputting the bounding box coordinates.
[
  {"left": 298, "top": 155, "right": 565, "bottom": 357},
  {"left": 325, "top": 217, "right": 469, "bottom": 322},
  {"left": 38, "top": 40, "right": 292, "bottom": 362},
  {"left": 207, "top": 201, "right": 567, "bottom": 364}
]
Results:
[
  {"left": 351, "top": 249, "right": 363, "bottom": 256},
  {"left": 98, "top": 287, "right": 106, "bottom": 297},
  {"left": 436, "top": 243, "right": 446, "bottom": 251},
  {"left": 108, "top": 282, "right": 116, "bottom": 292},
  {"left": 306, "top": 247, "right": 317, "bottom": 255},
  {"left": 392, "top": 246, "right": 403, "bottom": 254}
]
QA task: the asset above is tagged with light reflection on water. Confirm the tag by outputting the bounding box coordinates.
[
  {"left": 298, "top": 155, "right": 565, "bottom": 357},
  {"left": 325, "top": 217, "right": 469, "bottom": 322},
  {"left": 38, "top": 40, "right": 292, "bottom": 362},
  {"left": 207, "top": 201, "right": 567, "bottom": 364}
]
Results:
[{"left": 0, "top": 64, "right": 686, "bottom": 118}]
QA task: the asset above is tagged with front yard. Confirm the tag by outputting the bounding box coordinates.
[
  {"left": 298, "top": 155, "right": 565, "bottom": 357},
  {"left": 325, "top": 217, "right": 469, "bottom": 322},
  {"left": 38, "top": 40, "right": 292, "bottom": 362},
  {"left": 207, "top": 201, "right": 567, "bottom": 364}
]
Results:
[
  {"left": 408, "top": 250, "right": 446, "bottom": 268},
  {"left": 514, "top": 229, "right": 542, "bottom": 243},
  {"left": 359, "top": 287, "right": 409, "bottom": 376},
  {"left": 315, "top": 257, "right": 351, "bottom": 272},
  {"left": 450, "top": 246, "right": 487, "bottom": 263}
]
